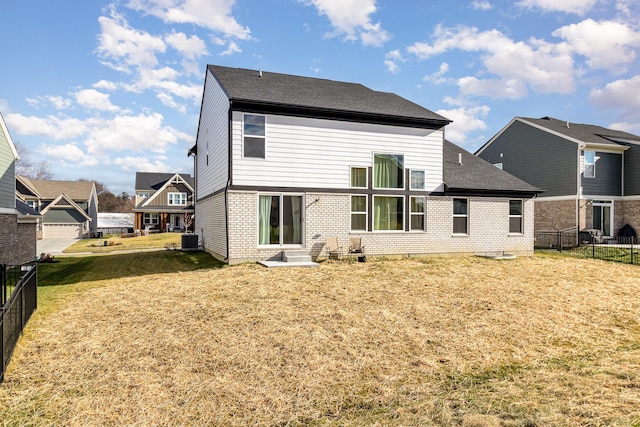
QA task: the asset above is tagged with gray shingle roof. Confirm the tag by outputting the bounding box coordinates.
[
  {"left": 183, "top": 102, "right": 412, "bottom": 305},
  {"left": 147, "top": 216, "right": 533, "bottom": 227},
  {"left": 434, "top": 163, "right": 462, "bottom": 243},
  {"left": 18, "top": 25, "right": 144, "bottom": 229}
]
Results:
[
  {"left": 444, "top": 140, "right": 542, "bottom": 195},
  {"left": 521, "top": 116, "right": 640, "bottom": 146},
  {"left": 28, "top": 179, "right": 94, "bottom": 201},
  {"left": 135, "top": 172, "right": 194, "bottom": 191},
  {"left": 208, "top": 65, "right": 451, "bottom": 127}
]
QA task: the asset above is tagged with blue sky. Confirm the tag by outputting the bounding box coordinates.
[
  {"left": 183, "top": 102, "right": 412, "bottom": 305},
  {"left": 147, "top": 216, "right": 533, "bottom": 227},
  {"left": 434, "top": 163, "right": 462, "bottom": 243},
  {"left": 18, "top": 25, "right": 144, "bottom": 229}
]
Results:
[{"left": 1, "top": 0, "right": 639, "bottom": 195}]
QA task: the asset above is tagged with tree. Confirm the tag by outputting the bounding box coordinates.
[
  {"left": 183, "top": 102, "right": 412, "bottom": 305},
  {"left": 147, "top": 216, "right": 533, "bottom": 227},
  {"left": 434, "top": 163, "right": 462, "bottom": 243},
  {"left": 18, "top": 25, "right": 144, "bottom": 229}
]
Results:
[
  {"left": 78, "top": 179, "right": 134, "bottom": 213},
  {"left": 14, "top": 141, "right": 55, "bottom": 180}
]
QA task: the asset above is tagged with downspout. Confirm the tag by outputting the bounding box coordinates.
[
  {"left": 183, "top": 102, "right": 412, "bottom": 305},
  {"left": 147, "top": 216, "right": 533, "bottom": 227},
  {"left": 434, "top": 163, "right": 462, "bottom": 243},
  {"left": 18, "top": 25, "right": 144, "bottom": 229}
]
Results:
[
  {"left": 577, "top": 143, "right": 586, "bottom": 237},
  {"left": 224, "top": 102, "right": 233, "bottom": 261}
]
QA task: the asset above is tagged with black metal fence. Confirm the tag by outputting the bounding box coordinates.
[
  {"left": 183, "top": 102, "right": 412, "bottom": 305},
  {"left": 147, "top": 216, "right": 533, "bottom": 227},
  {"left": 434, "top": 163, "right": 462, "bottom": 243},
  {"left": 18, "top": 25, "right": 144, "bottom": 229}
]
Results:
[
  {"left": 1, "top": 262, "right": 38, "bottom": 383},
  {"left": 535, "top": 231, "right": 639, "bottom": 265}
]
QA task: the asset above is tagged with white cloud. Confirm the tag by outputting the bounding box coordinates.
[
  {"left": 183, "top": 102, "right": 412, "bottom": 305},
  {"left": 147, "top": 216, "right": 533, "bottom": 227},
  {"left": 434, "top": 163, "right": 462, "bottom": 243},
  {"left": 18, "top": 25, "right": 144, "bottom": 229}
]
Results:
[
  {"left": 41, "top": 143, "right": 99, "bottom": 167},
  {"left": 157, "top": 92, "right": 187, "bottom": 113},
  {"left": 220, "top": 40, "right": 241, "bottom": 56},
  {"left": 407, "top": 25, "right": 575, "bottom": 98},
  {"left": 93, "top": 80, "right": 119, "bottom": 91},
  {"left": 591, "top": 76, "right": 640, "bottom": 123},
  {"left": 114, "top": 155, "right": 172, "bottom": 172},
  {"left": 437, "top": 103, "right": 491, "bottom": 145},
  {"left": 6, "top": 113, "right": 88, "bottom": 140},
  {"left": 75, "top": 89, "right": 121, "bottom": 112},
  {"left": 553, "top": 19, "right": 640, "bottom": 73},
  {"left": 517, "top": 0, "right": 597, "bottom": 15},
  {"left": 422, "top": 62, "right": 450, "bottom": 85},
  {"left": 384, "top": 50, "right": 405, "bottom": 73},
  {"left": 26, "top": 96, "right": 73, "bottom": 110},
  {"left": 471, "top": 0, "right": 492, "bottom": 11},
  {"left": 302, "top": 0, "right": 390, "bottom": 47},
  {"left": 165, "top": 31, "right": 208, "bottom": 59},
  {"left": 96, "top": 10, "right": 166, "bottom": 72},
  {"left": 126, "top": 0, "right": 251, "bottom": 40}
]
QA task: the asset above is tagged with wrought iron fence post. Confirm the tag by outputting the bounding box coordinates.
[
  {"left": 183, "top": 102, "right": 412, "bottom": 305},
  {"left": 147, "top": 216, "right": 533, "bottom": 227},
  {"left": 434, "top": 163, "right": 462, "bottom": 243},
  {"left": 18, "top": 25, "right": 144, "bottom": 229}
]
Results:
[
  {"left": 557, "top": 230, "right": 562, "bottom": 252},
  {"left": 632, "top": 236, "right": 635, "bottom": 265},
  {"left": 1, "top": 264, "right": 5, "bottom": 306}
]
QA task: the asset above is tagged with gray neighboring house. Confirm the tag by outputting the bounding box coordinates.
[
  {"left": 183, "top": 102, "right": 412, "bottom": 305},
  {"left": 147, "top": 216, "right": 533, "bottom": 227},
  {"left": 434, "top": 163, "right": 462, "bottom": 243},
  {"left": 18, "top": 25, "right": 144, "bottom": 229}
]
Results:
[
  {"left": 191, "top": 65, "right": 541, "bottom": 264},
  {"left": 476, "top": 116, "right": 640, "bottom": 238},
  {"left": 0, "top": 113, "right": 39, "bottom": 264},
  {"left": 133, "top": 172, "right": 194, "bottom": 232},
  {"left": 16, "top": 177, "right": 98, "bottom": 239}
]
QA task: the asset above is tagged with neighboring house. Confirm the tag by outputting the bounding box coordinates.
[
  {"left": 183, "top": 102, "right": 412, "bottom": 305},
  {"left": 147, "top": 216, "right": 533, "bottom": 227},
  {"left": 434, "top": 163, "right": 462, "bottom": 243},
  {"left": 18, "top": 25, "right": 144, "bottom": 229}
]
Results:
[
  {"left": 191, "top": 65, "right": 541, "bottom": 264},
  {"left": 97, "top": 212, "right": 134, "bottom": 234},
  {"left": 133, "top": 172, "right": 194, "bottom": 232},
  {"left": 15, "top": 177, "right": 98, "bottom": 239},
  {"left": 476, "top": 116, "right": 640, "bottom": 238},
  {"left": 0, "top": 113, "right": 39, "bottom": 264}
]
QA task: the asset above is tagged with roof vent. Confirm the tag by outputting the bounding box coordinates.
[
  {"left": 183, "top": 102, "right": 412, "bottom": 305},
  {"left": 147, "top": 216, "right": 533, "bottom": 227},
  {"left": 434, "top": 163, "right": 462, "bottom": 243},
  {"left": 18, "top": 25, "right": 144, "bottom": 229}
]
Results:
[
  {"left": 566, "top": 121, "right": 570, "bottom": 128},
  {"left": 259, "top": 70, "right": 263, "bottom": 78},
  {"left": 458, "top": 152, "right": 462, "bottom": 165}
]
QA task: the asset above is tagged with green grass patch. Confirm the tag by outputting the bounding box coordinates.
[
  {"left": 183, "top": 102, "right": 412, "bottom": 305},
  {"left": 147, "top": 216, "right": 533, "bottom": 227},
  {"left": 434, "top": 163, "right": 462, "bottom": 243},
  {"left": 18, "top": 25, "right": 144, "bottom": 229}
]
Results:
[{"left": 63, "top": 232, "right": 183, "bottom": 253}]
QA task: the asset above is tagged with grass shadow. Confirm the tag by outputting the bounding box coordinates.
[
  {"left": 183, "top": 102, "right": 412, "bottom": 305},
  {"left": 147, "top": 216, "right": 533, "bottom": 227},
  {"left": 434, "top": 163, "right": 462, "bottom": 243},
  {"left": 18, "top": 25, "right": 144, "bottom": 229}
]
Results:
[{"left": 38, "top": 251, "right": 225, "bottom": 287}]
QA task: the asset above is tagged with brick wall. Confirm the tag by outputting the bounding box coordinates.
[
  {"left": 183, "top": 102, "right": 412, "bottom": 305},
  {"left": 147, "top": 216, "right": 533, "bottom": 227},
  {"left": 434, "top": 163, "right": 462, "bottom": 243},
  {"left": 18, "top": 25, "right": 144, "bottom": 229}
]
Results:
[
  {"left": 535, "top": 199, "right": 576, "bottom": 231},
  {"left": 621, "top": 200, "right": 640, "bottom": 235},
  {"left": 217, "top": 191, "right": 535, "bottom": 264},
  {"left": 0, "top": 214, "right": 37, "bottom": 265}
]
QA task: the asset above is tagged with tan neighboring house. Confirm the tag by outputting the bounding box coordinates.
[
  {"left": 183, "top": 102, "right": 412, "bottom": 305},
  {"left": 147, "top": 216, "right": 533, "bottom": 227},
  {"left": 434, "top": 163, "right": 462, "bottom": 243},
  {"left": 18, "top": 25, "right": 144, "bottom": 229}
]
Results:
[
  {"left": 0, "top": 113, "right": 39, "bottom": 264},
  {"left": 16, "top": 177, "right": 98, "bottom": 239},
  {"left": 133, "top": 172, "right": 194, "bottom": 232}
]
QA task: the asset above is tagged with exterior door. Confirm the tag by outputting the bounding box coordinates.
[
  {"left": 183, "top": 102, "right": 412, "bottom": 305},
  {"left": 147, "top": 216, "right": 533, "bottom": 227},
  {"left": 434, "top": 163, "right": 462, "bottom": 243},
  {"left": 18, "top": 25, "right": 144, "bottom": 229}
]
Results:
[{"left": 592, "top": 201, "right": 612, "bottom": 237}]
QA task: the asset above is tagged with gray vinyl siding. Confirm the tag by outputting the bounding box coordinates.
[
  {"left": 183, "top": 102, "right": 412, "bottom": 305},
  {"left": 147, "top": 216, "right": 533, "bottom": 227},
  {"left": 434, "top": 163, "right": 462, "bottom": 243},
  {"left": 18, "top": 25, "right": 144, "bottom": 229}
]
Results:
[
  {"left": 0, "top": 131, "right": 16, "bottom": 209},
  {"left": 581, "top": 151, "right": 622, "bottom": 196},
  {"left": 624, "top": 145, "right": 640, "bottom": 195},
  {"left": 43, "top": 209, "right": 87, "bottom": 223},
  {"left": 479, "top": 120, "right": 578, "bottom": 197}
]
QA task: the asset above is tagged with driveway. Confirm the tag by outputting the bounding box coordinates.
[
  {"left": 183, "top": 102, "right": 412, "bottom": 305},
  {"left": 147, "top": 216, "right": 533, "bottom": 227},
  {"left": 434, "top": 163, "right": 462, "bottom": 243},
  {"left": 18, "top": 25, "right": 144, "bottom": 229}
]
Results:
[{"left": 37, "top": 238, "right": 80, "bottom": 256}]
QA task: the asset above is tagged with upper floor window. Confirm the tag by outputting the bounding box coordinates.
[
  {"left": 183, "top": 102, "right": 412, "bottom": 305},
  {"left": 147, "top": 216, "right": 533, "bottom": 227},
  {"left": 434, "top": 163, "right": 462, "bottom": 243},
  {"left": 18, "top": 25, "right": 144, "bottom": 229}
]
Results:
[
  {"left": 26, "top": 200, "right": 38, "bottom": 210},
  {"left": 350, "top": 167, "right": 367, "bottom": 188},
  {"left": 584, "top": 150, "right": 595, "bottom": 178},
  {"left": 373, "top": 153, "right": 404, "bottom": 189},
  {"left": 243, "top": 114, "right": 266, "bottom": 158},
  {"left": 453, "top": 198, "right": 468, "bottom": 235},
  {"left": 138, "top": 192, "right": 150, "bottom": 199},
  {"left": 168, "top": 192, "right": 187, "bottom": 206},
  {"left": 410, "top": 169, "right": 426, "bottom": 190}
]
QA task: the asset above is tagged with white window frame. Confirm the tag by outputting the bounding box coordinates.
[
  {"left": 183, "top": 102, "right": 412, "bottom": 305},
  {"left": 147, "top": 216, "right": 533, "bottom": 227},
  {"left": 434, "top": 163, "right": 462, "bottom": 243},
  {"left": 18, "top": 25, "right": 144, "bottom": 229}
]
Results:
[
  {"left": 373, "top": 153, "right": 405, "bottom": 190},
  {"left": 138, "top": 192, "right": 150, "bottom": 199},
  {"left": 257, "top": 193, "right": 305, "bottom": 247},
  {"left": 453, "top": 198, "right": 469, "bottom": 235},
  {"left": 373, "top": 195, "right": 405, "bottom": 232},
  {"left": 410, "top": 196, "right": 426, "bottom": 231},
  {"left": 409, "top": 169, "right": 426, "bottom": 190},
  {"left": 350, "top": 167, "right": 368, "bottom": 189},
  {"left": 143, "top": 213, "right": 159, "bottom": 225},
  {"left": 168, "top": 192, "right": 187, "bottom": 206},
  {"left": 584, "top": 150, "right": 595, "bottom": 178},
  {"left": 508, "top": 199, "right": 523, "bottom": 234},
  {"left": 243, "top": 114, "right": 266, "bottom": 159},
  {"left": 350, "top": 195, "right": 368, "bottom": 231}
]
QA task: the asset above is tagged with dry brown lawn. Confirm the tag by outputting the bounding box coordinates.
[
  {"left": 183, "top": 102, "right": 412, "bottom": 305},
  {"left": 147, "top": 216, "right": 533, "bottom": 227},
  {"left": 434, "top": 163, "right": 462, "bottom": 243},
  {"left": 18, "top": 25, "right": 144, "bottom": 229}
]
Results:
[{"left": 1, "top": 255, "right": 639, "bottom": 426}]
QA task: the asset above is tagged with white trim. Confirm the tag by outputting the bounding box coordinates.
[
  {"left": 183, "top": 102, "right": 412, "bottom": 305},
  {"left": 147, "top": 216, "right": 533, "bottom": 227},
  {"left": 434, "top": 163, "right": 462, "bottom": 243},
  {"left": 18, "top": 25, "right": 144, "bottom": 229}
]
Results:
[
  {"left": 409, "top": 195, "right": 426, "bottom": 231},
  {"left": 349, "top": 166, "right": 368, "bottom": 189},
  {"left": 242, "top": 113, "right": 267, "bottom": 159},
  {"left": 409, "top": 169, "right": 426, "bottom": 190},
  {"left": 372, "top": 194, "right": 405, "bottom": 232},
  {"left": 0, "top": 112, "right": 19, "bottom": 160},
  {"left": 350, "top": 194, "right": 368, "bottom": 231},
  {"left": 372, "top": 152, "right": 405, "bottom": 190},
  {"left": 142, "top": 173, "right": 194, "bottom": 207},
  {"left": 452, "top": 197, "right": 469, "bottom": 235},
  {"left": 40, "top": 193, "right": 92, "bottom": 220},
  {"left": 256, "top": 192, "right": 305, "bottom": 247},
  {"left": 508, "top": 199, "right": 524, "bottom": 235}
]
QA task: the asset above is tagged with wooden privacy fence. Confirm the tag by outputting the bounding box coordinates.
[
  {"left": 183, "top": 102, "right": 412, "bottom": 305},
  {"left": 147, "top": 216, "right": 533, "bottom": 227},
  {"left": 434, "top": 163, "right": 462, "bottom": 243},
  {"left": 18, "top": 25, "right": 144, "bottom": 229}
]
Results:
[{"left": 1, "top": 262, "right": 37, "bottom": 383}]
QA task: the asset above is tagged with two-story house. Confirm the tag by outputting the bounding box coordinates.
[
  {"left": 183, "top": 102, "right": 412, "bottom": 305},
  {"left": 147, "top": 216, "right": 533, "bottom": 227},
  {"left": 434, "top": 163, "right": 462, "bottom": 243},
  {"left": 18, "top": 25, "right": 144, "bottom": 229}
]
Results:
[
  {"left": 192, "top": 65, "right": 541, "bottom": 264},
  {"left": 133, "top": 172, "right": 194, "bottom": 232},
  {"left": 0, "top": 113, "right": 39, "bottom": 264},
  {"left": 476, "top": 116, "right": 640, "bottom": 238}
]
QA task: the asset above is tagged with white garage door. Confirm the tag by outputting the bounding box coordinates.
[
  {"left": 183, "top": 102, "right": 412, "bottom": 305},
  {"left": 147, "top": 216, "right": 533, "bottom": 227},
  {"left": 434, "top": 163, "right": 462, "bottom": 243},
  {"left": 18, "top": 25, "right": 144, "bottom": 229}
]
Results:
[{"left": 43, "top": 224, "right": 83, "bottom": 239}]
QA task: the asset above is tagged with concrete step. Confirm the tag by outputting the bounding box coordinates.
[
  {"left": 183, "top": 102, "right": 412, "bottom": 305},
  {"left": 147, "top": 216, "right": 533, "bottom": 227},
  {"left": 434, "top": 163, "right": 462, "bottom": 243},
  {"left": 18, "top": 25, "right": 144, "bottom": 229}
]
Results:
[{"left": 283, "top": 250, "right": 312, "bottom": 263}]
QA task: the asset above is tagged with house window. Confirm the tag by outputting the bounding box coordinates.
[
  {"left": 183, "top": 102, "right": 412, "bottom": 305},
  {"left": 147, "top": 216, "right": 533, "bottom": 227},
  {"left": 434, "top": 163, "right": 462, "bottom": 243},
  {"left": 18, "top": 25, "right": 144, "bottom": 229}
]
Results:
[
  {"left": 584, "top": 150, "right": 595, "bottom": 178},
  {"left": 410, "top": 170, "right": 426, "bottom": 190},
  {"left": 138, "top": 192, "right": 150, "bottom": 199},
  {"left": 410, "top": 196, "right": 426, "bottom": 231},
  {"left": 350, "top": 167, "right": 367, "bottom": 188},
  {"left": 373, "top": 195, "right": 404, "bottom": 231},
  {"left": 373, "top": 153, "right": 404, "bottom": 189},
  {"left": 351, "top": 195, "right": 367, "bottom": 231},
  {"left": 168, "top": 192, "right": 187, "bottom": 206},
  {"left": 259, "top": 194, "right": 303, "bottom": 245},
  {"left": 143, "top": 213, "right": 159, "bottom": 225},
  {"left": 453, "top": 198, "right": 468, "bottom": 234},
  {"left": 26, "top": 200, "right": 37, "bottom": 210},
  {"left": 509, "top": 199, "right": 523, "bottom": 234},
  {"left": 244, "top": 114, "right": 266, "bottom": 158}
]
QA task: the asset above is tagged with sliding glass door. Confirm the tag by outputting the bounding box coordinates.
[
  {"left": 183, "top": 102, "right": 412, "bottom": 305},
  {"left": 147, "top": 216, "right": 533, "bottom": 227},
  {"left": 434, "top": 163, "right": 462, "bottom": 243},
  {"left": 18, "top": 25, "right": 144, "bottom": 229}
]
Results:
[{"left": 259, "top": 194, "right": 303, "bottom": 245}]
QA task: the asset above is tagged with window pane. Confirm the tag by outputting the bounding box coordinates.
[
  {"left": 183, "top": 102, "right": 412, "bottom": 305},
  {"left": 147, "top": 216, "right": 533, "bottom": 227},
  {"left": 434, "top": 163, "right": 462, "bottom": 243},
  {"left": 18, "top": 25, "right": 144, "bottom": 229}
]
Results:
[
  {"left": 351, "top": 195, "right": 367, "bottom": 212},
  {"left": 411, "top": 196, "right": 425, "bottom": 213},
  {"left": 453, "top": 198, "right": 467, "bottom": 215},
  {"left": 453, "top": 217, "right": 467, "bottom": 234},
  {"left": 245, "top": 137, "right": 265, "bottom": 158},
  {"left": 351, "top": 213, "right": 367, "bottom": 231},
  {"left": 244, "top": 115, "right": 265, "bottom": 136},
  {"left": 509, "top": 217, "right": 522, "bottom": 234},
  {"left": 259, "top": 195, "right": 279, "bottom": 245},
  {"left": 282, "top": 196, "right": 302, "bottom": 244},
  {"left": 374, "top": 196, "right": 403, "bottom": 231},
  {"left": 351, "top": 167, "right": 367, "bottom": 188},
  {"left": 410, "top": 170, "right": 425, "bottom": 190},
  {"left": 411, "top": 215, "right": 424, "bottom": 230},
  {"left": 374, "top": 154, "right": 404, "bottom": 189},
  {"left": 509, "top": 200, "right": 522, "bottom": 215}
]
